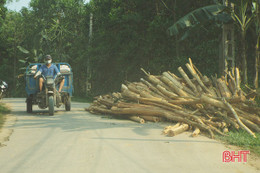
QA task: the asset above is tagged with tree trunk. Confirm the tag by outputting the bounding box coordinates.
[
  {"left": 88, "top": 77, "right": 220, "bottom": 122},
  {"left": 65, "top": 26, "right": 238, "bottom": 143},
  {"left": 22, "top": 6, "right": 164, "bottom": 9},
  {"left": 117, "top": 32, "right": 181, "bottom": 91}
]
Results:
[
  {"left": 13, "top": 27, "right": 17, "bottom": 97},
  {"left": 255, "top": 3, "right": 260, "bottom": 89},
  {"left": 255, "top": 38, "right": 259, "bottom": 88},
  {"left": 174, "top": 0, "right": 180, "bottom": 58},
  {"left": 241, "top": 31, "right": 248, "bottom": 84}
]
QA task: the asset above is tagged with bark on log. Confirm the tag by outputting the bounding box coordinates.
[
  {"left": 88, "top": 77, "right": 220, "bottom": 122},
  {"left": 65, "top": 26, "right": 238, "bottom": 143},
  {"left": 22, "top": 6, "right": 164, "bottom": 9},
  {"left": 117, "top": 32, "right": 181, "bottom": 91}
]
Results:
[
  {"left": 217, "top": 78, "right": 232, "bottom": 98},
  {"left": 178, "top": 67, "right": 198, "bottom": 93},
  {"left": 168, "top": 71, "right": 182, "bottom": 81},
  {"left": 97, "top": 98, "right": 115, "bottom": 108},
  {"left": 234, "top": 108, "right": 260, "bottom": 125},
  {"left": 240, "top": 117, "right": 260, "bottom": 133},
  {"left": 186, "top": 63, "right": 215, "bottom": 96},
  {"left": 215, "top": 111, "right": 240, "bottom": 130},
  {"left": 200, "top": 94, "right": 227, "bottom": 110},
  {"left": 223, "top": 99, "right": 256, "bottom": 138},
  {"left": 156, "top": 84, "right": 179, "bottom": 99},
  {"left": 212, "top": 76, "right": 222, "bottom": 97},
  {"left": 162, "top": 72, "right": 195, "bottom": 96},
  {"left": 160, "top": 76, "right": 189, "bottom": 97},
  {"left": 140, "top": 78, "right": 165, "bottom": 97},
  {"left": 141, "top": 68, "right": 172, "bottom": 91},
  {"left": 141, "top": 116, "right": 162, "bottom": 122},
  {"left": 168, "top": 98, "right": 200, "bottom": 105}
]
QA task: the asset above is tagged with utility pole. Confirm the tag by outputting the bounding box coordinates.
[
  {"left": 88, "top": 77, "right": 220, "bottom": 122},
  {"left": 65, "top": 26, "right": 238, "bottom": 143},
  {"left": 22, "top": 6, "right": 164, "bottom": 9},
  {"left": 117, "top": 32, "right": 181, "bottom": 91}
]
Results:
[{"left": 86, "top": 13, "right": 93, "bottom": 94}]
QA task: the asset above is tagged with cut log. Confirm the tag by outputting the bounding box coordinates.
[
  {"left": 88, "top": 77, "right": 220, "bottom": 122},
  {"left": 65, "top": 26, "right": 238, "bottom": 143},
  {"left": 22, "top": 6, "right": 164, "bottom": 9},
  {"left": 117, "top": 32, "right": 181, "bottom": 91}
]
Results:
[
  {"left": 215, "top": 111, "right": 240, "bottom": 130},
  {"left": 235, "top": 68, "right": 242, "bottom": 97},
  {"left": 222, "top": 99, "right": 256, "bottom": 138},
  {"left": 178, "top": 66, "right": 198, "bottom": 93},
  {"left": 162, "top": 72, "right": 195, "bottom": 96},
  {"left": 129, "top": 116, "right": 145, "bottom": 124},
  {"left": 167, "top": 124, "right": 189, "bottom": 137},
  {"left": 234, "top": 108, "right": 260, "bottom": 125},
  {"left": 162, "top": 123, "right": 180, "bottom": 135},
  {"left": 186, "top": 63, "right": 215, "bottom": 96},
  {"left": 168, "top": 98, "right": 200, "bottom": 105},
  {"left": 192, "top": 127, "right": 200, "bottom": 137},
  {"left": 200, "top": 94, "right": 227, "bottom": 110},
  {"left": 240, "top": 117, "right": 260, "bottom": 133},
  {"left": 141, "top": 68, "right": 172, "bottom": 91},
  {"left": 97, "top": 98, "right": 115, "bottom": 108},
  {"left": 140, "top": 78, "right": 165, "bottom": 97},
  {"left": 156, "top": 84, "right": 179, "bottom": 99},
  {"left": 217, "top": 78, "right": 232, "bottom": 98},
  {"left": 141, "top": 116, "right": 162, "bottom": 122},
  {"left": 160, "top": 76, "right": 189, "bottom": 97},
  {"left": 112, "top": 92, "right": 122, "bottom": 99},
  {"left": 211, "top": 76, "right": 222, "bottom": 97},
  {"left": 86, "top": 59, "right": 260, "bottom": 140},
  {"left": 168, "top": 71, "right": 182, "bottom": 81},
  {"left": 223, "top": 128, "right": 229, "bottom": 133}
]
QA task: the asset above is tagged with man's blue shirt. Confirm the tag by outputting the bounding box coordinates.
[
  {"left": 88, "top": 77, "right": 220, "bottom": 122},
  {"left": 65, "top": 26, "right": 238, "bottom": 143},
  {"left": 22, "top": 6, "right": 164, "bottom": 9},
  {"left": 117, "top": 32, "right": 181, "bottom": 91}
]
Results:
[{"left": 39, "top": 64, "right": 59, "bottom": 78}]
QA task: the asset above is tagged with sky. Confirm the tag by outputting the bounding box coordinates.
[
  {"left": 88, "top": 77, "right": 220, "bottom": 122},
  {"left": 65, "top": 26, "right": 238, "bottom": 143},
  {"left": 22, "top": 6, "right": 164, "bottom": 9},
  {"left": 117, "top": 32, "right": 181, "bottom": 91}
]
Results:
[
  {"left": 6, "top": 0, "right": 31, "bottom": 11},
  {"left": 6, "top": 0, "right": 90, "bottom": 12}
]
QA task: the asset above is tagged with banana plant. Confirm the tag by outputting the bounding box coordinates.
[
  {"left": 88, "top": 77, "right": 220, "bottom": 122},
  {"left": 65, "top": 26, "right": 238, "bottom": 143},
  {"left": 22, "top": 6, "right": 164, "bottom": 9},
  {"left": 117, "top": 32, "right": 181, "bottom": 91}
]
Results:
[
  {"left": 17, "top": 46, "right": 43, "bottom": 73},
  {"left": 168, "top": 1, "right": 258, "bottom": 85},
  {"left": 167, "top": 4, "right": 231, "bottom": 40}
]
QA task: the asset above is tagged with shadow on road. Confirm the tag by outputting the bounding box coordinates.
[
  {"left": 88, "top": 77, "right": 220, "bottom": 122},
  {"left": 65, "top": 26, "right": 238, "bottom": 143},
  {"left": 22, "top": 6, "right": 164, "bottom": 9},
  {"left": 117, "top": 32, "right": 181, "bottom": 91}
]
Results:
[{"left": 5, "top": 98, "right": 218, "bottom": 144}]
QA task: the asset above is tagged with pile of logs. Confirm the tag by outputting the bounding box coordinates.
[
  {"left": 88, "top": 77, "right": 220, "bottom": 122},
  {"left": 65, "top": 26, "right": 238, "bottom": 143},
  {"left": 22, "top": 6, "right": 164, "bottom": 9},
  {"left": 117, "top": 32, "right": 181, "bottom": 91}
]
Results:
[{"left": 86, "top": 59, "right": 260, "bottom": 138}]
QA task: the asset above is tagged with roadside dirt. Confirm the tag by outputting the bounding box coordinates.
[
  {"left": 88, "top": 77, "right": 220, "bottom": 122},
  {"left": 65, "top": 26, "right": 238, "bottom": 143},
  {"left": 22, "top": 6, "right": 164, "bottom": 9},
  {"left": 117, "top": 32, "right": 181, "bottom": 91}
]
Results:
[{"left": 0, "top": 114, "right": 16, "bottom": 146}]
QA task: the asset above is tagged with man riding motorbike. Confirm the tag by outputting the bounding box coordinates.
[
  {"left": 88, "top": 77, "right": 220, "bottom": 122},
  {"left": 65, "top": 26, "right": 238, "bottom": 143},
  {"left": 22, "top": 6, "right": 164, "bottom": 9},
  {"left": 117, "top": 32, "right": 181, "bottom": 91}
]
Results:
[{"left": 34, "top": 55, "right": 65, "bottom": 93}]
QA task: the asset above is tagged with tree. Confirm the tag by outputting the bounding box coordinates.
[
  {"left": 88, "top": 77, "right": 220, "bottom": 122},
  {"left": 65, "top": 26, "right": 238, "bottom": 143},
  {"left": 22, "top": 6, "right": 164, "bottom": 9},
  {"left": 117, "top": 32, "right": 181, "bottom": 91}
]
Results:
[
  {"left": 1, "top": 12, "right": 25, "bottom": 96},
  {"left": 254, "top": 1, "right": 260, "bottom": 88},
  {"left": 231, "top": 0, "right": 254, "bottom": 84}
]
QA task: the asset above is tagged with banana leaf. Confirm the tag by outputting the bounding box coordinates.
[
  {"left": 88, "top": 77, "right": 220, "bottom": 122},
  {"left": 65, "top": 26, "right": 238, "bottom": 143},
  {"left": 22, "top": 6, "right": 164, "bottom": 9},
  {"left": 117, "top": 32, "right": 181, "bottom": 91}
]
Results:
[
  {"left": 168, "top": 5, "right": 232, "bottom": 40},
  {"left": 17, "top": 46, "right": 29, "bottom": 54}
]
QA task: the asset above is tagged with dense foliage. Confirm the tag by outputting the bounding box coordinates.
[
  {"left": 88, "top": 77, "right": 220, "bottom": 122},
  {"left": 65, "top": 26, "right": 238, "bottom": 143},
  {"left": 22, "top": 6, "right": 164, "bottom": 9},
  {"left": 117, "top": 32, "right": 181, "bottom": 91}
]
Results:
[{"left": 0, "top": 0, "right": 259, "bottom": 97}]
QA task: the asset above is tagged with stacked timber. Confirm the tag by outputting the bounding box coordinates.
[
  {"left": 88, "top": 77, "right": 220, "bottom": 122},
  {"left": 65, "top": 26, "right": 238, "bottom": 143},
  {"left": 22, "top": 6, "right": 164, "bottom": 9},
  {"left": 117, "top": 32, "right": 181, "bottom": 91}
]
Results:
[{"left": 86, "top": 59, "right": 260, "bottom": 139}]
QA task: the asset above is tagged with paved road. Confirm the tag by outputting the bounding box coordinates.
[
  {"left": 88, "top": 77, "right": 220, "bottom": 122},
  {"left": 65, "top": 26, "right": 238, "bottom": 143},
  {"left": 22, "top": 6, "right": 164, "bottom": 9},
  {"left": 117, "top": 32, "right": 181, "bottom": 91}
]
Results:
[{"left": 0, "top": 98, "right": 259, "bottom": 173}]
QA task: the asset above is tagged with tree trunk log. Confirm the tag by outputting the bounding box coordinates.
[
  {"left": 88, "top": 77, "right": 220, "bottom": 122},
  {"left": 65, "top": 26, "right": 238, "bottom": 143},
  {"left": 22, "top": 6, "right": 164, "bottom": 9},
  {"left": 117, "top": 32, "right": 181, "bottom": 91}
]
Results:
[
  {"left": 167, "top": 124, "right": 189, "bottom": 137},
  {"left": 223, "top": 99, "right": 256, "bottom": 138},
  {"left": 178, "top": 66, "right": 198, "bottom": 93},
  {"left": 192, "top": 128, "right": 200, "bottom": 137},
  {"left": 129, "top": 116, "right": 145, "bottom": 124}
]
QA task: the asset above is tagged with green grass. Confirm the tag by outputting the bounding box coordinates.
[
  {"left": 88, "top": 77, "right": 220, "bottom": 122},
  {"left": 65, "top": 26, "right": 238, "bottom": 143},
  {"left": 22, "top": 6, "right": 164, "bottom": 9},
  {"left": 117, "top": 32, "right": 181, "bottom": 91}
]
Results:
[
  {"left": 0, "top": 103, "right": 11, "bottom": 129},
  {"left": 71, "top": 96, "right": 93, "bottom": 103},
  {"left": 217, "top": 130, "right": 260, "bottom": 156}
]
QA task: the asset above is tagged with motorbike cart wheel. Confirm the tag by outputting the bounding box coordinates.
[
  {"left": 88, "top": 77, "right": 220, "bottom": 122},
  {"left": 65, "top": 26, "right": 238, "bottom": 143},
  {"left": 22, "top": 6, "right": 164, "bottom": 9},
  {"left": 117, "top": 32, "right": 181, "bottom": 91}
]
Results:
[
  {"left": 65, "top": 96, "right": 71, "bottom": 111},
  {"left": 48, "top": 96, "right": 54, "bottom": 116},
  {"left": 26, "top": 98, "right": 33, "bottom": 113}
]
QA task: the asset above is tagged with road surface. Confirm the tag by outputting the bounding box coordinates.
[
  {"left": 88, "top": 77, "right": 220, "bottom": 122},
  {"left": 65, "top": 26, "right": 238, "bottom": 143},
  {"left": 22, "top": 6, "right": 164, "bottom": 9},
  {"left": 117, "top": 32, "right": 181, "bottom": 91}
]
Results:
[{"left": 0, "top": 98, "right": 259, "bottom": 173}]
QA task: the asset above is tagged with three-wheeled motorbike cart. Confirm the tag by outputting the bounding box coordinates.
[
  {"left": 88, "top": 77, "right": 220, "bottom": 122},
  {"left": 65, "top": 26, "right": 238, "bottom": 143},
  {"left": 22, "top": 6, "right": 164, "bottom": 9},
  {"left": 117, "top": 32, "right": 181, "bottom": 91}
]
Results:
[{"left": 25, "top": 63, "right": 73, "bottom": 115}]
